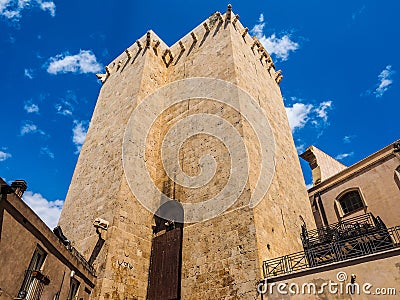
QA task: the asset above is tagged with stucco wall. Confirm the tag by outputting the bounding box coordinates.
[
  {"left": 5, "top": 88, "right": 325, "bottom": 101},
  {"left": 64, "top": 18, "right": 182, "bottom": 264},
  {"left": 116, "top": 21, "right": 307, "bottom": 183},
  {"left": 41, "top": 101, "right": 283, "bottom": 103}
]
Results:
[
  {"left": 0, "top": 189, "right": 94, "bottom": 300},
  {"left": 308, "top": 148, "right": 400, "bottom": 228}
]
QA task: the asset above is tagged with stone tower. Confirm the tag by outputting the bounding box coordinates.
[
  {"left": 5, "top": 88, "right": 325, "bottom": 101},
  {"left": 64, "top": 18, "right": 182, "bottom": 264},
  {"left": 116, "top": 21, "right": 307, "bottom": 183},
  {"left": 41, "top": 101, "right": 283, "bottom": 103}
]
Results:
[{"left": 58, "top": 6, "right": 315, "bottom": 299}]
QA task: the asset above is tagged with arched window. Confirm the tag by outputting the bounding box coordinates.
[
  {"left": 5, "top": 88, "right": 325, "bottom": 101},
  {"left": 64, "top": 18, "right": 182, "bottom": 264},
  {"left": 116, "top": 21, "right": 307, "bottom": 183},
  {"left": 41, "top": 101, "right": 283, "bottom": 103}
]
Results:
[{"left": 338, "top": 190, "right": 364, "bottom": 215}]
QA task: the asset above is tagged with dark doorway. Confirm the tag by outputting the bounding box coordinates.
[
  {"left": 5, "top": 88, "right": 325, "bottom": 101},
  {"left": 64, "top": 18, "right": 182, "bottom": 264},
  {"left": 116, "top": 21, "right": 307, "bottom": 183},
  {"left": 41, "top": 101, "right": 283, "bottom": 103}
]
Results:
[{"left": 147, "top": 201, "right": 184, "bottom": 300}]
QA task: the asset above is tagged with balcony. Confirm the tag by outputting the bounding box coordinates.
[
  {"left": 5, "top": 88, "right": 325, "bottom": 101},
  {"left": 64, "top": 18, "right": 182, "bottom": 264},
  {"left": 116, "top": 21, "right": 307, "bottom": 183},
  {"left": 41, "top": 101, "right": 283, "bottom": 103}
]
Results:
[
  {"left": 16, "top": 270, "right": 50, "bottom": 300},
  {"left": 263, "top": 213, "right": 400, "bottom": 278}
]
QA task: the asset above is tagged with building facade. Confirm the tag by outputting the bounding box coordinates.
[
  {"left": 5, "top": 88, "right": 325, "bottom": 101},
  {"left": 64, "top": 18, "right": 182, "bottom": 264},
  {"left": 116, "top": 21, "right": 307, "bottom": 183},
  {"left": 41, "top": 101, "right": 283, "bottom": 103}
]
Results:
[
  {"left": 0, "top": 178, "right": 96, "bottom": 300},
  {"left": 301, "top": 141, "right": 400, "bottom": 228},
  {"left": 260, "top": 141, "right": 400, "bottom": 299}
]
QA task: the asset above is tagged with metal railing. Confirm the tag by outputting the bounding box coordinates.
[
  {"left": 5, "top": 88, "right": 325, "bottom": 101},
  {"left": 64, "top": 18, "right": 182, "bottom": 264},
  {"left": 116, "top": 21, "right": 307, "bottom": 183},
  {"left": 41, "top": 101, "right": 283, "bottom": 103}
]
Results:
[
  {"left": 301, "top": 213, "right": 380, "bottom": 248},
  {"left": 69, "top": 245, "right": 96, "bottom": 276},
  {"left": 17, "top": 269, "right": 49, "bottom": 300},
  {"left": 53, "top": 226, "right": 96, "bottom": 276},
  {"left": 263, "top": 225, "right": 400, "bottom": 278}
]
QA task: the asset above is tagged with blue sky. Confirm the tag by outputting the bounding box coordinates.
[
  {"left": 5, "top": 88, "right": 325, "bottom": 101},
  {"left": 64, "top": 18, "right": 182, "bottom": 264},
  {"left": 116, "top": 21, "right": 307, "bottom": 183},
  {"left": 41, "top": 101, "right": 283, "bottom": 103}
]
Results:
[{"left": 1, "top": 0, "right": 399, "bottom": 228}]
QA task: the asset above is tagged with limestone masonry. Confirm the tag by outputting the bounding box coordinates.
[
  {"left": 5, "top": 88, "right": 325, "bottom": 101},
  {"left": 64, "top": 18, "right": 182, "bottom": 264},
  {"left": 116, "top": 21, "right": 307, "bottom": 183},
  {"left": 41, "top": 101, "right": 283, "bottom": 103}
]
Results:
[{"left": 58, "top": 6, "right": 315, "bottom": 299}]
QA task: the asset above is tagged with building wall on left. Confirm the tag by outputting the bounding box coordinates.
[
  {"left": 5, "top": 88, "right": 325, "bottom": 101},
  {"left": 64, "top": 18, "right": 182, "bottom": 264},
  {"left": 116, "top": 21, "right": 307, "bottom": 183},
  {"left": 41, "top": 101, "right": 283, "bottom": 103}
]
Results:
[{"left": 0, "top": 178, "right": 96, "bottom": 300}]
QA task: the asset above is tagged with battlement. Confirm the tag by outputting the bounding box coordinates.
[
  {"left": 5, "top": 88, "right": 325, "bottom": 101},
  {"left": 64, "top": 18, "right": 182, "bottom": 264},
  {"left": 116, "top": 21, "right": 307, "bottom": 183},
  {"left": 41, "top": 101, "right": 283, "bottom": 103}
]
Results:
[{"left": 96, "top": 5, "right": 282, "bottom": 85}]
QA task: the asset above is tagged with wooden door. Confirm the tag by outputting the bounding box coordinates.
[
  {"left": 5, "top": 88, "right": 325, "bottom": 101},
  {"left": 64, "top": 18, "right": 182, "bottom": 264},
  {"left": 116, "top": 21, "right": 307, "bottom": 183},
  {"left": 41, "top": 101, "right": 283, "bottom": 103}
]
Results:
[{"left": 147, "top": 227, "right": 182, "bottom": 300}]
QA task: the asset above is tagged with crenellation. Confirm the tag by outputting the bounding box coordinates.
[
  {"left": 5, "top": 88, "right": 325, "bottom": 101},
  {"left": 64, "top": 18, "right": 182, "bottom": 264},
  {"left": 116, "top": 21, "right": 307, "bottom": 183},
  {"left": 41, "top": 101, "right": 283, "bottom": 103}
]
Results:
[
  {"left": 274, "top": 69, "right": 283, "bottom": 84},
  {"left": 145, "top": 31, "right": 151, "bottom": 49},
  {"left": 242, "top": 27, "right": 249, "bottom": 38},
  {"left": 260, "top": 51, "right": 268, "bottom": 62},
  {"left": 178, "top": 40, "right": 186, "bottom": 51},
  {"left": 226, "top": 4, "right": 232, "bottom": 22},
  {"left": 214, "top": 12, "right": 224, "bottom": 24},
  {"left": 190, "top": 31, "right": 198, "bottom": 43},
  {"left": 153, "top": 39, "right": 160, "bottom": 52},
  {"left": 265, "top": 58, "right": 274, "bottom": 72},
  {"left": 97, "top": 8, "right": 278, "bottom": 85},
  {"left": 96, "top": 73, "right": 108, "bottom": 84},
  {"left": 276, "top": 74, "right": 283, "bottom": 84},
  {"left": 117, "top": 60, "right": 123, "bottom": 71},
  {"left": 125, "top": 48, "right": 133, "bottom": 59},
  {"left": 203, "top": 21, "right": 210, "bottom": 33},
  {"left": 232, "top": 14, "right": 239, "bottom": 25},
  {"left": 136, "top": 39, "right": 143, "bottom": 50},
  {"left": 251, "top": 36, "right": 261, "bottom": 51},
  {"left": 162, "top": 48, "right": 174, "bottom": 67},
  {"left": 105, "top": 65, "right": 111, "bottom": 75}
]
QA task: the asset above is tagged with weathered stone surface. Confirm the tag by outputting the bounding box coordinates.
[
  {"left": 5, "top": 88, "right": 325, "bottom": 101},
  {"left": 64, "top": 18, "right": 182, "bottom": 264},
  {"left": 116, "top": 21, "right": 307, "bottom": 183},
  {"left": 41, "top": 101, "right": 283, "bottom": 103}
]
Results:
[{"left": 58, "top": 9, "right": 315, "bottom": 299}]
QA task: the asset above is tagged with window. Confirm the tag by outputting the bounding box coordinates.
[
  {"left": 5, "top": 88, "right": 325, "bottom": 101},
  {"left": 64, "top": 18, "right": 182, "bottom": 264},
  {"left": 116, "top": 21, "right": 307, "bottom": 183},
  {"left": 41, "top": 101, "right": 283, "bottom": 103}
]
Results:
[
  {"left": 28, "top": 246, "right": 47, "bottom": 272},
  {"left": 68, "top": 278, "right": 80, "bottom": 300},
  {"left": 18, "top": 246, "right": 47, "bottom": 299},
  {"left": 338, "top": 190, "right": 364, "bottom": 215}
]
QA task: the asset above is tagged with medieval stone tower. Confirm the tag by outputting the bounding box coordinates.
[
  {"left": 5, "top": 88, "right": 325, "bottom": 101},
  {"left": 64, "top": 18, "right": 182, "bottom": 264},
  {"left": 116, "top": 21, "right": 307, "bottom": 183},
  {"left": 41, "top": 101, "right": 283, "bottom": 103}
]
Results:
[{"left": 58, "top": 5, "right": 315, "bottom": 299}]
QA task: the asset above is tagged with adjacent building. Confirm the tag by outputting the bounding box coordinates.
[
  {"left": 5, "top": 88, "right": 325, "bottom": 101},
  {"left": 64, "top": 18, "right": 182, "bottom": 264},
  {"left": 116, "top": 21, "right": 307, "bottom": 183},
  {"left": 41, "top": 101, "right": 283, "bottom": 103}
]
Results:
[
  {"left": 301, "top": 141, "right": 400, "bottom": 228},
  {"left": 261, "top": 141, "right": 400, "bottom": 299},
  {"left": 0, "top": 178, "right": 96, "bottom": 300}
]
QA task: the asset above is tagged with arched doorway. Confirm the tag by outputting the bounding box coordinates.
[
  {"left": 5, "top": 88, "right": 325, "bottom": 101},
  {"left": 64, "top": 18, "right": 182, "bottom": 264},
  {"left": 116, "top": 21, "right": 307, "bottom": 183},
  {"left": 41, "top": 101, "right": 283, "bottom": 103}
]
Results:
[{"left": 147, "top": 201, "right": 184, "bottom": 300}]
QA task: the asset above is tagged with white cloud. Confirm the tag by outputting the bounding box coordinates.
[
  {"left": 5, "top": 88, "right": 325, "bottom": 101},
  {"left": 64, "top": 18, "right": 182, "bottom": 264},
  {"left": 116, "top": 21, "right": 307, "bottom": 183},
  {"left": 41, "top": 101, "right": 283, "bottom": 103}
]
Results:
[
  {"left": 343, "top": 135, "right": 355, "bottom": 144},
  {"left": 0, "top": 150, "right": 11, "bottom": 161},
  {"left": 55, "top": 103, "right": 73, "bottom": 116},
  {"left": 23, "top": 191, "right": 63, "bottom": 228},
  {"left": 374, "top": 65, "right": 394, "bottom": 98},
  {"left": 335, "top": 152, "right": 354, "bottom": 160},
  {"left": 251, "top": 13, "right": 299, "bottom": 61},
  {"left": 24, "top": 68, "right": 34, "bottom": 79},
  {"left": 72, "top": 120, "right": 88, "bottom": 153},
  {"left": 55, "top": 90, "right": 77, "bottom": 116},
  {"left": 296, "top": 143, "right": 306, "bottom": 154},
  {"left": 0, "top": 0, "right": 55, "bottom": 20},
  {"left": 40, "top": 146, "right": 54, "bottom": 159},
  {"left": 20, "top": 121, "right": 45, "bottom": 135},
  {"left": 285, "top": 103, "right": 313, "bottom": 131},
  {"left": 20, "top": 123, "right": 37, "bottom": 135},
  {"left": 47, "top": 50, "right": 102, "bottom": 75},
  {"left": 37, "top": 0, "right": 54, "bottom": 17},
  {"left": 24, "top": 102, "right": 39, "bottom": 113},
  {"left": 314, "top": 101, "right": 332, "bottom": 122},
  {"left": 285, "top": 99, "right": 334, "bottom": 133}
]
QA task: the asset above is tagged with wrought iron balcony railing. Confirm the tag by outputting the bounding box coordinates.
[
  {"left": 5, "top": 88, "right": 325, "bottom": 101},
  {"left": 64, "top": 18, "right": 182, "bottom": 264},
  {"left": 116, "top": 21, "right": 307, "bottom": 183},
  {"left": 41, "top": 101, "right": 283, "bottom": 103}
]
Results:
[
  {"left": 16, "top": 269, "right": 50, "bottom": 300},
  {"left": 300, "top": 213, "right": 385, "bottom": 249},
  {"left": 263, "top": 223, "right": 400, "bottom": 278}
]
